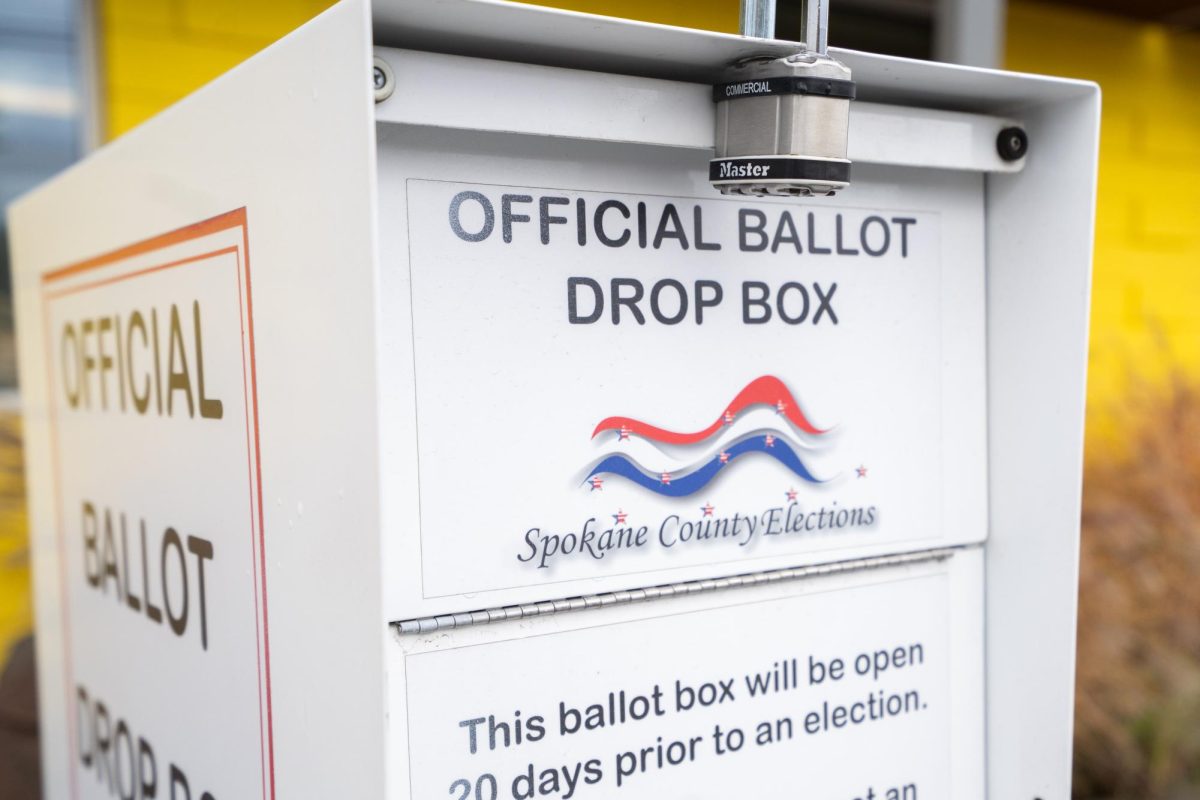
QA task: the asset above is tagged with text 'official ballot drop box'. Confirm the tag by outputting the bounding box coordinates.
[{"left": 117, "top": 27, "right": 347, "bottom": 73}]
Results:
[{"left": 6, "top": 1, "right": 1099, "bottom": 798}]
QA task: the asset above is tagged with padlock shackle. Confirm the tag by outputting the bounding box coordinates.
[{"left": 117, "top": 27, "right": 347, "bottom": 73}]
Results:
[
  {"left": 740, "top": 0, "right": 829, "bottom": 55},
  {"left": 804, "top": 0, "right": 830, "bottom": 55}
]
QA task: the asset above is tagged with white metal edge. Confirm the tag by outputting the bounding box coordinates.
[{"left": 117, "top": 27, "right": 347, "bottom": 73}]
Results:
[
  {"left": 7, "top": 2, "right": 389, "bottom": 797},
  {"left": 371, "top": 0, "right": 801, "bottom": 85},
  {"left": 370, "top": 0, "right": 1097, "bottom": 114},
  {"left": 949, "top": 546, "right": 988, "bottom": 796},
  {"left": 373, "top": 47, "right": 1023, "bottom": 173},
  {"left": 983, "top": 84, "right": 1099, "bottom": 797}
]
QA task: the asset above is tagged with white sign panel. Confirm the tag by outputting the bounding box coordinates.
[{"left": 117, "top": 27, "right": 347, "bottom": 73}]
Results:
[
  {"left": 40, "top": 211, "right": 272, "bottom": 800},
  {"left": 393, "top": 556, "right": 983, "bottom": 798},
  {"left": 399, "top": 178, "right": 984, "bottom": 602}
]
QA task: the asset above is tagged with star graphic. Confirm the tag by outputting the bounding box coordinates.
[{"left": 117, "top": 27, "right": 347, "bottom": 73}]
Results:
[
  {"left": 786, "top": 488, "right": 798, "bottom": 502},
  {"left": 775, "top": 399, "right": 787, "bottom": 414},
  {"left": 764, "top": 434, "right": 776, "bottom": 448},
  {"left": 856, "top": 465, "right": 868, "bottom": 478},
  {"left": 701, "top": 503, "right": 714, "bottom": 517},
  {"left": 589, "top": 476, "right": 604, "bottom": 491},
  {"left": 719, "top": 450, "right": 730, "bottom": 465},
  {"left": 613, "top": 509, "right": 628, "bottom": 524},
  {"left": 660, "top": 472, "right": 672, "bottom": 485}
]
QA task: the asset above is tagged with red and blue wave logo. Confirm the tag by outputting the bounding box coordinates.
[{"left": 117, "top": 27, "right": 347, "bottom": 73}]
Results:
[{"left": 583, "top": 375, "right": 829, "bottom": 497}]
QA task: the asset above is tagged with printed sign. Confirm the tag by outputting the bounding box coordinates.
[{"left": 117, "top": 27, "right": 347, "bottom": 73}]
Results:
[
  {"left": 40, "top": 210, "right": 272, "bottom": 800},
  {"left": 403, "top": 180, "right": 983, "bottom": 599},
  {"left": 396, "top": 563, "right": 967, "bottom": 798}
]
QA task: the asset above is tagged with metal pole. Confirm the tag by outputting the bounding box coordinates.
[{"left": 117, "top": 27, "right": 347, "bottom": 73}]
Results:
[
  {"left": 740, "top": 0, "right": 776, "bottom": 39},
  {"left": 934, "top": 0, "right": 1003, "bottom": 68},
  {"left": 803, "top": 0, "right": 830, "bottom": 54}
]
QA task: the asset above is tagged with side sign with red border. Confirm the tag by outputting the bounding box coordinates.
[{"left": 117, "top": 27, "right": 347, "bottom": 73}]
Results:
[{"left": 40, "top": 210, "right": 273, "bottom": 800}]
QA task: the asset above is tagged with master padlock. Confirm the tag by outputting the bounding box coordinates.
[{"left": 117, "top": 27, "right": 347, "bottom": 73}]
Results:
[{"left": 711, "top": 0, "right": 854, "bottom": 197}]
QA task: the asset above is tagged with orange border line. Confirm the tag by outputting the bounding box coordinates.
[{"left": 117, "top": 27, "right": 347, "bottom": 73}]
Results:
[
  {"left": 241, "top": 219, "right": 275, "bottom": 800},
  {"left": 42, "top": 208, "right": 247, "bottom": 284},
  {"left": 44, "top": 246, "right": 239, "bottom": 299}
]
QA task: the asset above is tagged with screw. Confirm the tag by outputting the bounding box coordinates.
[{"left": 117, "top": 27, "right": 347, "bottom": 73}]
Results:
[
  {"left": 372, "top": 57, "right": 395, "bottom": 103},
  {"left": 997, "top": 126, "right": 1028, "bottom": 161}
]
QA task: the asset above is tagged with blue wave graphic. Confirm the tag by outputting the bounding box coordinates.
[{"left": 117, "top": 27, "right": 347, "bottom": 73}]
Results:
[{"left": 586, "top": 434, "right": 823, "bottom": 497}]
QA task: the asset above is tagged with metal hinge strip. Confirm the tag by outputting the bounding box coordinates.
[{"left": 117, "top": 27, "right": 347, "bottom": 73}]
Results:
[{"left": 392, "top": 546, "right": 958, "bottom": 635}]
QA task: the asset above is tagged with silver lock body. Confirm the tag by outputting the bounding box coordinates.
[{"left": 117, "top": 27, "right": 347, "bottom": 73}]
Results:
[{"left": 711, "top": 53, "right": 854, "bottom": 197}]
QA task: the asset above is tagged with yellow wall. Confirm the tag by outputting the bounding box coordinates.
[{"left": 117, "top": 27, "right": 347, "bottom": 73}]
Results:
[
  {"left": 100, "top": 0, "right": 337, "bottom": 137},
  {"left": 1006, "top": 3, "right": 1200, "bottom": 444},
  {"left": 0, "top": 414, "right": 29, "bottom": 661},
  {"left": 99, "top": 0, "right": 737, "bottom": 138},
  {"left": 521, "top": 0, "right": 737, "bottom": 32},
  {"left": 1008, "top": 3, "right": 1195, "bottom": 448}
]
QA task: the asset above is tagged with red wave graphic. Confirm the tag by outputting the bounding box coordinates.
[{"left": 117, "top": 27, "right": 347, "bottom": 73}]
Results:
[{"left": 592, "top": 375, "right": 826, "bottom": 444}]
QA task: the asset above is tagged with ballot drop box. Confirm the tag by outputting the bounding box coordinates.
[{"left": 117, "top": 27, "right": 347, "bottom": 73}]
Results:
[{"left": 7, "top": 1, "right": 1099, "bottom": 798}]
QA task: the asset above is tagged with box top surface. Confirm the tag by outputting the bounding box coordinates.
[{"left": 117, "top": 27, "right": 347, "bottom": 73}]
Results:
[{"left": 371, "top": 0, "right": 1098, "bottom": 112}]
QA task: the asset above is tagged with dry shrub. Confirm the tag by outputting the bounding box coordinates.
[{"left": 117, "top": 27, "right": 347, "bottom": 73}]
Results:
[{"left": 1075, "top": 375, "right": 1200, "bottom": 798}]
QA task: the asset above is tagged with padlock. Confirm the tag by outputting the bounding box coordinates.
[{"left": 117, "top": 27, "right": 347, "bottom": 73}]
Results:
[{"left": 711, "top": 0, "right": 854, "bottom": 197}]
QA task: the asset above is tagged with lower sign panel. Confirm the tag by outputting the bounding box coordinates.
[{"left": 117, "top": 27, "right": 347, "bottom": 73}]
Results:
[{"left": 390, "top": 550, "right": 984, "bottom": 799}]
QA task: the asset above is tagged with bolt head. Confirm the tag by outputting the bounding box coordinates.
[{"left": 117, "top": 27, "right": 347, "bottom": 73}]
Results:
[{"left": 996, "top": 126, "right": 1029, "bottom": 161}]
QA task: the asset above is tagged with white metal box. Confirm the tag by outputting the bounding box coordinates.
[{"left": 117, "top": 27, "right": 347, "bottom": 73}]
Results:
[{"left": 7, "top": 1, "right": 1098, "bottom": 798}]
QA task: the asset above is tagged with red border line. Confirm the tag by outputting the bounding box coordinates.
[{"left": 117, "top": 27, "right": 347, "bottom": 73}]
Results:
[
  {"left": 240, "top": 216, "right": 275, "bottom": 800},
  {"left": 40, "top": 289, "right": 76, "bottom": 800},
  {"left": 40, "top": 208, "right": 274, "bottom": 800}
]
